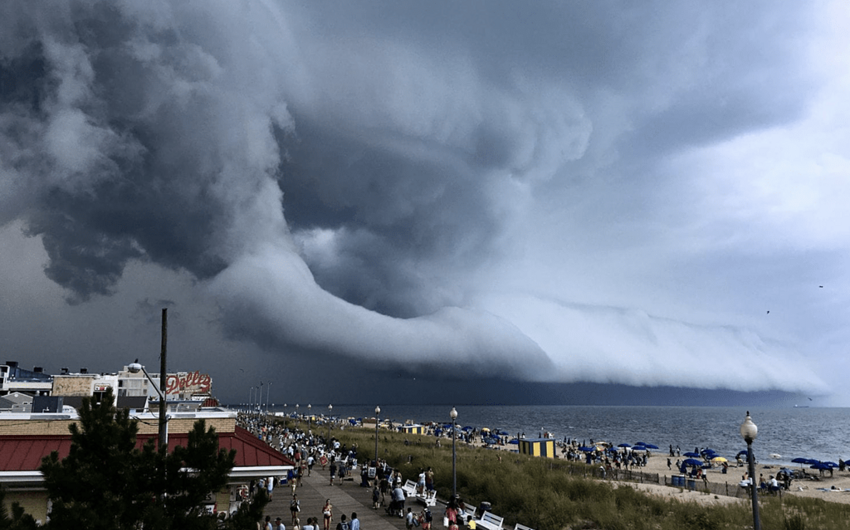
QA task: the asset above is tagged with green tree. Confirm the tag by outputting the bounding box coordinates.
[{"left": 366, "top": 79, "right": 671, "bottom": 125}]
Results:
[
  {"left": 0, "top": 487, "right": 38, "bottom": 530},
  {"left": 39, "top": 388, "right": 266, "bottom": 529}
]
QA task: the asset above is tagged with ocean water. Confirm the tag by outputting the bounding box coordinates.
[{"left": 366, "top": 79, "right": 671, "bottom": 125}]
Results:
[{"left": 267, "top": 405, "right": 850, "bottom": 467}]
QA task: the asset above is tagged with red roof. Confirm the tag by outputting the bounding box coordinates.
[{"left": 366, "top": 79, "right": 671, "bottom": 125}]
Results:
[{"left": 0, "top": 426, "right": 293, "bottom": 471}]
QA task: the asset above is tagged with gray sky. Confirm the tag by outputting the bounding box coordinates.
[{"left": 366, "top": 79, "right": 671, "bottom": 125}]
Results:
[{"left": 1, "top": 1, "right": 849, "bottom": 406}]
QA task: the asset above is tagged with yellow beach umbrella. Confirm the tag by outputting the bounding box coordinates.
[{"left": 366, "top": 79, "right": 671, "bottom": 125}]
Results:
[{"left": 711, "top": 456, "right": 727, "bottom": 463}]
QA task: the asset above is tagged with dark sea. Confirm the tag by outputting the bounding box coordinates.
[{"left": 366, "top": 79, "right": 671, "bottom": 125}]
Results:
[{"left": 266, "top": 405, "right": 850, "bottom": 466}]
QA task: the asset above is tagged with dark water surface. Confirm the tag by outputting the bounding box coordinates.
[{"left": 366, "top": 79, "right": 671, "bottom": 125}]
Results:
[{"left": 268, "top": 405, "right": 850, "bottom": 466}]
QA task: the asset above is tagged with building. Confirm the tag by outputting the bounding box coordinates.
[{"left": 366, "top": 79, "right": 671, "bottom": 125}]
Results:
[
  {"left": 0, "top": 362, "right": 53, "bottom": 397},
  {"left": 519, "top": 437, "right": 557, "bottom": 458},
  {"left": 0, "top": 407, "right": 294, "bottom": 522},
  {"left": 0, "top": 362, "right": 292, "bottom": 521}
]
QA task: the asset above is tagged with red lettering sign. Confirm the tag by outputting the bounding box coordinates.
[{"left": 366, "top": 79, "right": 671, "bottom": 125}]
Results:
[{"left": 165, "top": 371, "right": 212, "bottom": 395}]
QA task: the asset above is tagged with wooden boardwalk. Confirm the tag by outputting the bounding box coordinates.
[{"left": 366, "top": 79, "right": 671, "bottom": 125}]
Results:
[{"left": 264, "top": 467, "right": 418, "bottom": 530}]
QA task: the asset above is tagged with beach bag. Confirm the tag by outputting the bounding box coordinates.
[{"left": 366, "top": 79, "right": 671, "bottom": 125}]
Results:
[{"left": 443, "top": 517, "right": 449, "bottom": 528}]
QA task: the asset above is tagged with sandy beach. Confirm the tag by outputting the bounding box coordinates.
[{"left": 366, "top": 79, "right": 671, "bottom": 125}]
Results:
[{"left": 468, "top": 437, "right": 850, "bottom": 506}]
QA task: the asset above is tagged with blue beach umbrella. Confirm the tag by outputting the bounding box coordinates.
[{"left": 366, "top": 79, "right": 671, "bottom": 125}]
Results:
[
  {"left": 643, "top": 444, "right": 659, "bottom": 450},
  {"left": 811, "top": 462, "right": 832, "bottom": 471},
  {"left": 823, "top": 461, "right": 839, "bottom": 468},
  {"left": 684, "top": 452, "right": 701, "bottom": 458},
  {"left": 682, "top": 458, "right": 705, "bottom": 467},
  {"left": 508, "top": 438, "right": 519, "bottom": 445},
  {"left": 579, "top": 446, "right": 595, "bottom": 452},
  {"left": 618, "top": 443, "right": 631, "bottom": 448},
  {"left": 634, "top": 442, "right": 647, "bottom": 447}
]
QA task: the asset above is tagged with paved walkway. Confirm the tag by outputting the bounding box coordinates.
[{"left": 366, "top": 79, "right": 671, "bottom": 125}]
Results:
[{"left": 264, "top": 468, "right": 420, "bottom": 530}]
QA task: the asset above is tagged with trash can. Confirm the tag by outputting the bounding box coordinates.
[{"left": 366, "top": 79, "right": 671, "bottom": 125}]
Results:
[{"left": 687, "top": 479, "right": 696, "bottom": 490}]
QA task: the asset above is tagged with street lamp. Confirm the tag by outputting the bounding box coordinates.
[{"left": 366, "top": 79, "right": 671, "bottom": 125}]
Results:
[
  {"left": 266, "top": 382, "right": 272, "bottom": 414},
  {"left": 451, "top": 407, "right": 458, "bottom": 501},
  {"left": 308, "top": 404, "right": 312, "bottom": 430},
  {"left": 296, "top": 404, "right": 299, "bottom": 424},
  {"left": 328, "top": 404, "right": 333, "bottom": 441},
  {"left": 740, "top": 411, "right": 761, "bottom": 530},
  {"left": 128, "top": 361, "right": 168, "bottom": 449},
  {"left": 374, "top": 406, "right": 381, "bottom": 464}
]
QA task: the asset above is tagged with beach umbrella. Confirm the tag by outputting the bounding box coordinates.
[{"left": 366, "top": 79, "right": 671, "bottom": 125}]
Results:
[
  {"left": 496, "top": 430, "right": 509, "bottom": 436},
  {"left": 701, "top": 448, "right": 717, "bottom": 454},
  {"left": 823, "top": 461, "right": 839, "bottom": 468},
  {"left": 811, "top": 462, "right": 831, "bottom": 471},
  {"left": 682, "top": 458, "right": 705, "bottom": 467},
  {"left": 508, "top": 438, "right": 519, "bottom": 445},
  {"left": 711, "top": 456, "right": 727, "bottom": 463},
  {"left": 634, "top": 442, "right": 647, "bottom": 447},
  {"left": 684, "top": 452, "right": 701, "bottom": 458},
  {"left": 618, "top": 443, "right": 631, "bottom": 448},
  {"left": 736, "top": 450, "right": 749, "bottom": 458},
  {"left": 643, "top": 444, "right": 659, "bottom": 450},
  {"left": 791, "top": 457, "right": 808, "bottom": 463},
  {"left": 579, "top": 446, "right": 595, "bottom": 452}
]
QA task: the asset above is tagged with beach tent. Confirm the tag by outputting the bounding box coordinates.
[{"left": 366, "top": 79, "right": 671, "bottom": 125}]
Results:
[{"left": 519, "top": 438, "right": 556, "bottom": 458}]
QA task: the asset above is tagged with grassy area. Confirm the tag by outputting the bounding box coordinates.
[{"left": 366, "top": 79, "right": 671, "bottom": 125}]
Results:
[{"left": 279, "top": 420, "right": 850, "bottom": 530}]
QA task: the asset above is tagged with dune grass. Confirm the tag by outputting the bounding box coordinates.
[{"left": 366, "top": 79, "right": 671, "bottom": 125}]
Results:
[{"left": 280, "top": 420, "right": 848, "bottom": 529}]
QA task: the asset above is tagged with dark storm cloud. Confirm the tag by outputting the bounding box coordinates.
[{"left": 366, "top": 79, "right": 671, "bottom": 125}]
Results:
[{"left": 1, "top": 0, "right": 841, "bottom": 397}]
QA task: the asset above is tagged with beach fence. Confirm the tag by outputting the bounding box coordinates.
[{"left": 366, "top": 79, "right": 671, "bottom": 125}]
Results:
[{"left": 571, "top": 464, "right": 749, "bottom": 501}]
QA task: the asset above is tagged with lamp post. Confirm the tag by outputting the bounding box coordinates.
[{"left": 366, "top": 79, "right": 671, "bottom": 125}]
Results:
[
  {"left": 374, "top": 406, "right": 381, "bottom": 464},
  {"left": 740, "top": 411, "right": 761, "bottom": 530},
  {"left": 451, "top": 407, "right": 458, "bottom": 501},
  {"left": 128, "top": 361, "right": 168, "bottom": 448},
  {"left": 266, "top": 382, "right": 272, "bottom": 415},
  {"left": 296, "top": 404, "right": 299, "bottom": 424},
  {"left": 258, "top": 382, "right": 263, "bottom": 414},
  {"left": 328, "top": 404, "right": 333, "bottom": 441},
  {"left": 308, "top": 404, "right": 312, "bottom": 431}
]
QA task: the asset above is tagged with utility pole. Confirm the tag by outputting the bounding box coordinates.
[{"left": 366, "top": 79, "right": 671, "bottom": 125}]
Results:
[{"left": 159, "top": 308, "right": 168, "bottom": 449}]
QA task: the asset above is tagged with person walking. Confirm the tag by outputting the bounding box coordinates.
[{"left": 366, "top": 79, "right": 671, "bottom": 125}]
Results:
[
  {"left": 323, "top": 500, "right": 333, "bottom": 530},
  {"left": 290, "top": 494, "right": 300, "bottom": 526},
  {"left": 350, "top": 513, "right": 360, "bottom": 530}
]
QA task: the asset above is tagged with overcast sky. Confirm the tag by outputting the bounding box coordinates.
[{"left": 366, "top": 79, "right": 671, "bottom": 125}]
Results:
[{"left": 2, "top": 1, "right": 849, "bottom": 407}]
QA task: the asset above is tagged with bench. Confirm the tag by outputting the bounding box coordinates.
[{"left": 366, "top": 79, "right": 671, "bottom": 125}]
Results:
[
  {"left": 514, "top": 524, "right": 534, "bottom": 530},
  {"left": 476, "top": 512, "right": 504, "bottom": 530},
  {"left": 417, "top": 489, "right": 437, "bottom": 507},
  {"left": 402, "top": 479, "right": 418, "bottom": 497}
]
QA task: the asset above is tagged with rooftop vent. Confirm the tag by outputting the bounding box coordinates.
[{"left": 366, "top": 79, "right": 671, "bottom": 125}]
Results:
[
  {"left": 80, "top": 368, "right": 88, "bottom": 374},
  {"left": 33, "top": 366, "right": 43, "bottom": 373}
]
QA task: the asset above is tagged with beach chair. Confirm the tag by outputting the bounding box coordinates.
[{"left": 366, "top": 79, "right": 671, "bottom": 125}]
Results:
[
  {"left": 402, "top": 479, "right": 418, "bottom": 498},
  {"left": 476, "top": 512, "right": 504, "bottom": 530}
]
